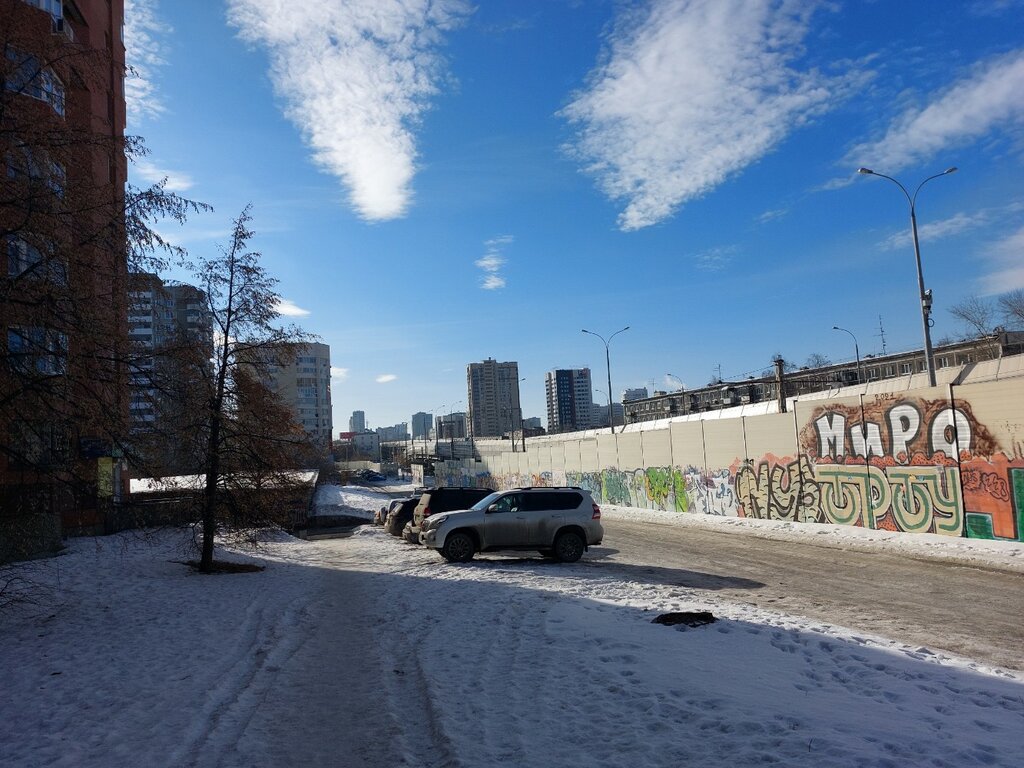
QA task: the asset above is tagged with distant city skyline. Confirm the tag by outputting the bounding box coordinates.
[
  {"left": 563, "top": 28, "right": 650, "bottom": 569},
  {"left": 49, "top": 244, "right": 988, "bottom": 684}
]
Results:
[{"left": 127, "top": 0, "right": 1024, "bottom": 430}]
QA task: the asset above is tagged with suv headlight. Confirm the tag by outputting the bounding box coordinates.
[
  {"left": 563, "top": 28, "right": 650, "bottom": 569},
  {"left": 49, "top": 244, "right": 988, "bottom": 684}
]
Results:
[{"left": 427, "top": 515, "right": 448, "bottom": 529}]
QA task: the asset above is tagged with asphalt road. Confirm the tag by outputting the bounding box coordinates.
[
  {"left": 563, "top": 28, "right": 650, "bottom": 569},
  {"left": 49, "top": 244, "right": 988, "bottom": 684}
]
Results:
[{"left": 601, "top": 518, "right": 1024, "bottom": 673}]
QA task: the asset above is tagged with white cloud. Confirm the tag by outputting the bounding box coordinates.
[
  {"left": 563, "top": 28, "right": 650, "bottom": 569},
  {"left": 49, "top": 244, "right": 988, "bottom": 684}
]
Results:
[
  {"left": 817, "top": 175, "right": 857, "bottom": 192},
  {"left": 846, "top": 50, "right": 1024, "bottom": 172},
  {"left": 132, "top": 160, "right": 194, "bottom": 192},
  {"left": 227, "top": 0, "right": 471, "bottom": 222},
  {"left": 969, "top": 0, "right": 1024, "bottom": 16},
  {"left": 880, "top": 211, "right": 990, "bottom": 251},
  {"left": 878, "top": 202, "right": 1024, "bottom": 251},
  {"left": 561, "top": 0, "right": 861, "bottom": 231},
  {"left": 692, "top": 245, "right": 738, "bottom": 271},
  {"left": 123, "top": 0, "right": 170, "bottom": 123},
  {"left": 475, "top": 234, "right": 512, "bottom": 289},
  {"left": 757, "top": 208, "right": 788, "bottom": 224},
  {"left": 979, "top": 225, "right": 1024, "bottom": 294},
  {"left": 376, "top": 374, "right": 398, "bottom": 383},
  {"left": 274, "top": 299, "right": 311, "bottom": 317},
  {"left": 482, "top": 275, "right": 506, "bottom": 290},
  {"left": 330, "top": 366, "right": 349, "bottom": 381},
  {"left": 475, "top": 255, "right": 505, "bottom": 272}
]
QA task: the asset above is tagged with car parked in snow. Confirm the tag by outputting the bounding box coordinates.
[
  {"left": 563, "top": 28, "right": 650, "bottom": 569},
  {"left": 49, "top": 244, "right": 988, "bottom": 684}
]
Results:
[
  {"left": 405, "top": 486, "right": 495, "bottom": 544},
  {"left": 418, "top": 487, "right": 603, "bottom": 563},
  {"left": 385, "top": 497, "right": 421, "bottom": 537},
  {"left": 375, "top": 497, "right": 406, "bottom": 526}
]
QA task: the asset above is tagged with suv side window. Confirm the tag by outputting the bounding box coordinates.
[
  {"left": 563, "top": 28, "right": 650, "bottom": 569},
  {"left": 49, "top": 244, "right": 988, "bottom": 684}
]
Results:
[
  {"left": 489, "top": 493, "right": 523, "bottom": 513},
  {"left": 552, "top": 492, "right": 582, "bottom": 510},
  {"left": 522, "top": 491, "right": 581, "bottom": 511}
]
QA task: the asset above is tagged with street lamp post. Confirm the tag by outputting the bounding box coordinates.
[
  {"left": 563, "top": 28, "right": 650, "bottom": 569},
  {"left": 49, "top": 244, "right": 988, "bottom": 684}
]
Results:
[
  {"left": 857, "top": 166, "right": 957, "bottom": 387},
  {"left": 594, "top": 388, "right": 609, "bottom": 428},
  {"left": 666, "top": 373, "right": 683, "bottom": 416},
  {"left": 583, "top": 326, "right": 630, "bottom": 433},
  {"left": 831, "top": 326, "right": 862, "bottom": 383},
  {"left": 448, "top": 400, "right": 463, "bottom": 461}
]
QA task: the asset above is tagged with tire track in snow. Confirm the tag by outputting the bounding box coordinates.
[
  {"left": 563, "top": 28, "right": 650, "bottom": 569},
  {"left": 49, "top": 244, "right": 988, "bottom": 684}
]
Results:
[
  {"left": 376, "top": 564, "right": 461, "bottom": 768},
  {"left": 165, "top": 592, "right": 313, "bottom": 768}
]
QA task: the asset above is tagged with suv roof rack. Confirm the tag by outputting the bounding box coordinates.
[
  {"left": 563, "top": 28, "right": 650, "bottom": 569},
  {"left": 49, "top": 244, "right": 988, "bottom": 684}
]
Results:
[{"left": 512, "top": 486, "right": 583, "bottom": 491}]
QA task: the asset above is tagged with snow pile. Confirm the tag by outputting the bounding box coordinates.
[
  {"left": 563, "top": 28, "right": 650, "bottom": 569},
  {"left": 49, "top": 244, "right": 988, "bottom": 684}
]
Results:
[
  {"left": 1, "top": 485, "right": 1022, "bottom": 767},
  {"left": 310, "top": 482, "right": 415, "bottom": 519}
]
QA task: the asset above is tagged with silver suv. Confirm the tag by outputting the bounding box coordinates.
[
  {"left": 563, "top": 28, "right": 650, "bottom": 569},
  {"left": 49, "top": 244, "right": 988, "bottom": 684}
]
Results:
[{"left": 419, "top": 487, "right": 603, "bottom": 563}]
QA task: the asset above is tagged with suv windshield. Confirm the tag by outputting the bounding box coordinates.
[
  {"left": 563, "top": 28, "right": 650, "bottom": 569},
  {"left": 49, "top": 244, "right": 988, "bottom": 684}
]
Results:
[{"left": 470, "top": 491, "right": 503, "bottom": 511}]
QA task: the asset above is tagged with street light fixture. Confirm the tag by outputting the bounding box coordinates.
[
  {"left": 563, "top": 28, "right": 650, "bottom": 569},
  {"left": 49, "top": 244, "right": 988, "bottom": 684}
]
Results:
[
  {"left": 594, "top": 388, "right": 610, "bottom": 429},
  {"left": 857, "top": 166, "right": 957, "bottom": 387},
  {"left": 666, "top": 373, "right": 684, "bottom": 416},
  {"left": 582, "top": 326, "right": 630, "bottom": 433},
  {"left": 831, "top": 326, "right": 862, "bottom": 384}
]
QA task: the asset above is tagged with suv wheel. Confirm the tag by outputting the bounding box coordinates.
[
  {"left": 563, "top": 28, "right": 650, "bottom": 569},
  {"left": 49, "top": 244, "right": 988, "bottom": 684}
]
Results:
[
  {"left": 552, "top": 531, "right": 584, "bottom": 563},
  {"left": 441, "top": 531, "right": 475, "bottom": 563}
]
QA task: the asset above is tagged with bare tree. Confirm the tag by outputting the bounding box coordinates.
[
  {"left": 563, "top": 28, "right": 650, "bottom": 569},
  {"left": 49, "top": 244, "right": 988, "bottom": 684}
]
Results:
[
  {"left": 997, "top": 288, "right": 1024, "bottom": 328},
  {"left": 191, "top": 207, "right": 315, "bottom": 573},
  {"left": 805, "top": 352, "right": 832, "bottom": 369},
  {"left": 949, "top": 295, "right": 998, "bottom": 338}
]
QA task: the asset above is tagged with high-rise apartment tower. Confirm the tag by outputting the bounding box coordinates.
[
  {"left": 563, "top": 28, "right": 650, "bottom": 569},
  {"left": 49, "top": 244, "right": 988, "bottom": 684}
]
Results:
[
  {"left": 545, "top": 368, "right": 593, "bottom": 433},
  {"left": 466, "top": 358, "right": 520, "bottom": 438}
]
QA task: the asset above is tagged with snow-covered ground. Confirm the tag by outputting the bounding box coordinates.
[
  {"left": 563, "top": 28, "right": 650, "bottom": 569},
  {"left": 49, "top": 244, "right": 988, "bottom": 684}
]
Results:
[
  {"left": 1, "top": 484, "right": 1022, "bottom": 767},
  {"left": 309, "top": 482, "right": 411, "bottom": 519}
]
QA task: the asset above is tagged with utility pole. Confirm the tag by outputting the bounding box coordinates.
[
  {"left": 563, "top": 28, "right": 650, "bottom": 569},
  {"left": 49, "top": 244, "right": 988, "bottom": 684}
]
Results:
[{"left": 774, "top": 357, "right": 787, "bottom": 413}]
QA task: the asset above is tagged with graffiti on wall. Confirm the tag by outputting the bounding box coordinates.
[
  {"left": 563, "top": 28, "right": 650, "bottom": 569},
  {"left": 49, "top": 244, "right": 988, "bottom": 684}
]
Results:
[
  {"left": 560, "top": 467, "right": 737, "bottom": 515},
  {"left": 798, "top": 397, "right": 998, "bottom": 464},
  {"left": 734, "top": 454, "right": 964, "bottom": 534},
  {"left": 961, "top": 457, "right": 1024, "bottom": 541},
  {"left": 444, "top": 395, "right": 1024, "bottom": 542},
  {"left": 735, "top": 396, "right": 1023, "bottom": 540}
]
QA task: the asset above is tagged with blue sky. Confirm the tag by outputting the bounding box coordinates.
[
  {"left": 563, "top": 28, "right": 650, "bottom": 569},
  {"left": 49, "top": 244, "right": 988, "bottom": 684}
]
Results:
[{"left": 124, "top": 0, "right": 1024, "bottom": 432}]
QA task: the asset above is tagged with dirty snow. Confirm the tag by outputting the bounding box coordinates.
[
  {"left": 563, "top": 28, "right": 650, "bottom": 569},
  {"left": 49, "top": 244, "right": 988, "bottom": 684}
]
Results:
[{"left": 1, "top": 484, "right": 1022, "bottom": 767}]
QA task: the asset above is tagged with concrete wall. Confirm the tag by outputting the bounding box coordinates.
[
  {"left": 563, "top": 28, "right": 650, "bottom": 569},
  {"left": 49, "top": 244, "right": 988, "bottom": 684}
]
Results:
[{"left": 436, "top": 377, "right": 1024, "bottom": 542}]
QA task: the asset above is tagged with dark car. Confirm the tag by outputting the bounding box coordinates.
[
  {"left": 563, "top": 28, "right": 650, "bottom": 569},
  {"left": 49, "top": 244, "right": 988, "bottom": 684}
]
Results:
[
  {"left": 406, "top": 487, "right": 494, "bottom": 544},
  {"left": 375, "top": 497, "right": 407, "bottom": 526},
  {"left": 385, "top": 497, "right": 420, "bottom": 537}
]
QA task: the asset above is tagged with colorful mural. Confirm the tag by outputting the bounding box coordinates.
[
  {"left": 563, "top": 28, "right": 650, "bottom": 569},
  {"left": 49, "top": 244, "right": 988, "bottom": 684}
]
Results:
[
  {"left": 436, "top": 391, "right": 1024, "bottom": 542},
  {"left": 734, "top": 455, "right": 964, "bottom": 534},
  {"left": 961, "top": 458, "right": 1024, "bottom": 541}
]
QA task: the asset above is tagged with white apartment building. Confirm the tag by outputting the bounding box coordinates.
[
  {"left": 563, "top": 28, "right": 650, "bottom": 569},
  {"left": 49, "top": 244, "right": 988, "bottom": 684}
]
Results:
[
  {"left": 467, "top": 358, "right": 520, "bottom": 438},
  {"left": 280, "top": 343, "right": 333, "bottom": 451},
  {"left": 623, "top": 387, "right": 649, "bottom": 403},
  {"left": 349, "top": 410, "right": 366, "bottom": 433}
]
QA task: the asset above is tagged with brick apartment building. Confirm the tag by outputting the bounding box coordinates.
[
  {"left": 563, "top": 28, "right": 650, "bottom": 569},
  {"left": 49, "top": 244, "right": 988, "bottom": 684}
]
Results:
[{"left": 1, "top": 0, "right": 128, "bottom": 554}]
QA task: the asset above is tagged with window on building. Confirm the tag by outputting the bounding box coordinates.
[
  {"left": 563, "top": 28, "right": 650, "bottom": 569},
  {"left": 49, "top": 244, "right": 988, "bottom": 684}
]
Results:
[
  {"left": 5, "top": 235, "right": 38, "bottom": 276},
  {"left": 5, "top": 146, "right": 65, "bottom": 198},
  {"left": 20, "top": 0, "right": 64, "bottom": 18},
  {"left": 7, "top": 420, "right": 69, "bottom": 468},
  {"left": 901, "top": 362, "right": 911, "bottom": 375},
  {"left": 4, "top": 49, "right": 65, "bottom": 115},
  {"left": 7, "top": 326, "right": 67, "bottom": 375}
]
